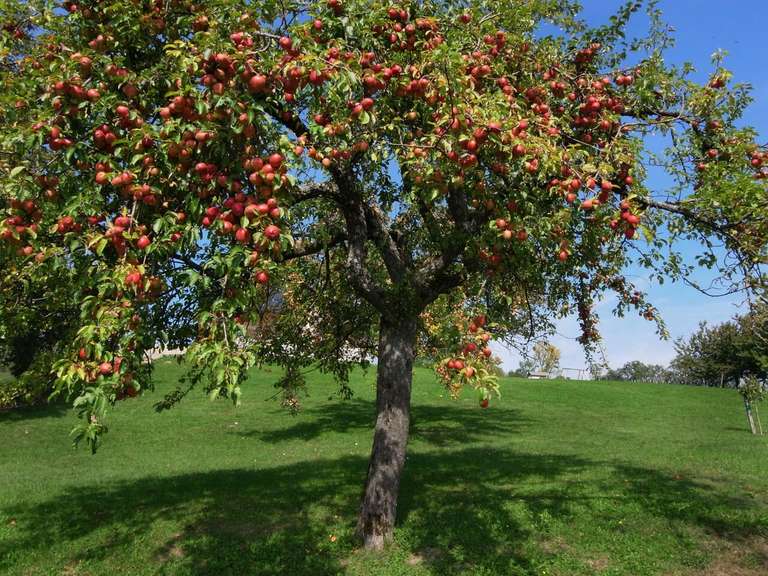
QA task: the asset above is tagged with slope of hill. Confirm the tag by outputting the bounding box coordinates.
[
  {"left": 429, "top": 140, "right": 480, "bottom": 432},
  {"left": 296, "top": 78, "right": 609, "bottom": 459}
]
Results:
[{"left": 1, "top": 360, "right": 766, "bottom": 575}]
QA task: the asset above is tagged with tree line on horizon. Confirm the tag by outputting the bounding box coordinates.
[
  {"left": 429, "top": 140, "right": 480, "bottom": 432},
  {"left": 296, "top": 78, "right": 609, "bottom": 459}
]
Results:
[{"left": 508, "top": 300, "right": 767, "bottom": 388}]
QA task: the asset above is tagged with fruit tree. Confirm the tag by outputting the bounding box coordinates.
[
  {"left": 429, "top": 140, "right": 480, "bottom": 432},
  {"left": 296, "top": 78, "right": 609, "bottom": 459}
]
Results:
[{"left": 0, "top": 0, "right": 766, "bottom": 549}]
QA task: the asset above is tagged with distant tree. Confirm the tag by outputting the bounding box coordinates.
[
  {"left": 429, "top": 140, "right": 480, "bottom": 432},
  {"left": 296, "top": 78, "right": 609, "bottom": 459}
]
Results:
[
  {"left": 671, "top": 314, "right": 767, "bottom": 387},
  {"left": 588, "top": 363, "right": 605, "bottom": 381},
  {"left": 533, "top": 341, "right": 560, "bottom": 374},
  {"left": 671, "top": 322, "right": 738, "bottom": 387},
  {"left": 509, "top": 357, "right": 536, "bottom": 378},
  {"left": 604, "top": 360, "right": 671, "bottom": 383},
  {"left": 736, "top": 298, "right": 768, "bottom": 375}
]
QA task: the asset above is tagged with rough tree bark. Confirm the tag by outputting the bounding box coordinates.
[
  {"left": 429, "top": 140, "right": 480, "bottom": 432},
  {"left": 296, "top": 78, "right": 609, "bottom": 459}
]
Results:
[{"left": 357, "top": 314, "right": 418, "bottom": 550}]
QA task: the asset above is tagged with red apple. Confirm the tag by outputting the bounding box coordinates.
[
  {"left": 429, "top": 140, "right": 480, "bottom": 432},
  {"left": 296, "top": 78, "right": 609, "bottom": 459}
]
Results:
[
  {"left": 264, "top": 225, "right": 280, "bottom": 240},
  {"left": 235, "top": 228, "right": 251, "bottom": 243},
  {"left": 268, "top": 153, "right": 283, "bottom": 169},
  {"left": 248, "top": 74, "right": 268, "bottom": 92},
  {"left": 136, "top": 235, "right": 151, "bottom": 250}
]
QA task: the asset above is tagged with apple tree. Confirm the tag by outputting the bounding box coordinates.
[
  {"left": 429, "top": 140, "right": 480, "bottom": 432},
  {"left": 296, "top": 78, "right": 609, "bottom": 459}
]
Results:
[{"left": 1, "top": 0, "right": 766, "bottom": 549}]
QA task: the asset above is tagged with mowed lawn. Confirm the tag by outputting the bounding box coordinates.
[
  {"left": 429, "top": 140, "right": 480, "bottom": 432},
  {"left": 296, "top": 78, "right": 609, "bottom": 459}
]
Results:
[{"left": 1, "top": 360, "right": 767, "bottom": 576}]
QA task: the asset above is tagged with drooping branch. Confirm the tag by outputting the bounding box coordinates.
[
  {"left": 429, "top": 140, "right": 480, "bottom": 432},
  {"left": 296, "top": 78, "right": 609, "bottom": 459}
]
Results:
[{"left": 641, "top": 197, "right": 749, "bottom": 238}]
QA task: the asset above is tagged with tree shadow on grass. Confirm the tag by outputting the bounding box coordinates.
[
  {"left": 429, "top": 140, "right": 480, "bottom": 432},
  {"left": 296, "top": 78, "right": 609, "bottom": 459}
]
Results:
[
  {"left": 0, "top": 449, "right": 582, "bottom": 576},
  {"left": 0, "top": 400, "right": 70, "bottom": 422},
  {"left": 395, "top": 456, "right": 768, "bottom": 574},
  {"left": 2, "top": 444, "right": 766, "bottom": 576},
  {"left": 253, "top": 398, "right": 532, "bottom": 447},
  {"left": 724, "top": 426, "right": 754, "bottom": 434}
]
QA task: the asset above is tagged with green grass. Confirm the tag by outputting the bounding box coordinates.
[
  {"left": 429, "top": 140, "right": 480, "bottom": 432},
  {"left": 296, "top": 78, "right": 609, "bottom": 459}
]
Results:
[{"left": 1, "top": 360, "right": 767, "bottom": 576}]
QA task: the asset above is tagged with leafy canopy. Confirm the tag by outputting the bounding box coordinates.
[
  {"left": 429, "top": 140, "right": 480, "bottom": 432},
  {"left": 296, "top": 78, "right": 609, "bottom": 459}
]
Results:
[{"left": 0, "top": 0, "right": 766, "bottom": 449}]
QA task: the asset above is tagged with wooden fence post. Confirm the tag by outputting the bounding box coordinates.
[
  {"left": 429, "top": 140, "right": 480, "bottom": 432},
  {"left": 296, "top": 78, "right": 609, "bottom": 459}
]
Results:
[{"left": 744, "top": 397, "right": 757, "bottom": 435}]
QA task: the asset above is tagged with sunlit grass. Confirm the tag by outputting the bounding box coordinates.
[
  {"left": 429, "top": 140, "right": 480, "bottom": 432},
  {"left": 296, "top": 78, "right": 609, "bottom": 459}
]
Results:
[{"left": 1, "top": 358, "right": 766, "bottom": 575}]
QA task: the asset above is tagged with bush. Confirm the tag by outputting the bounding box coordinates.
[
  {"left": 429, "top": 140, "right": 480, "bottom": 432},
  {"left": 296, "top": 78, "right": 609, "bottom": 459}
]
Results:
[{"left": 0, "top": 351, "right": 59, "bottom": 409}]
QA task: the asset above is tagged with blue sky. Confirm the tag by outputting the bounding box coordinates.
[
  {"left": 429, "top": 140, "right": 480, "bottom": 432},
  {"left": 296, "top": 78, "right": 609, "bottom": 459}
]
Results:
[{"left": 493, "top": 0, "right": 768, "bottom": 373}]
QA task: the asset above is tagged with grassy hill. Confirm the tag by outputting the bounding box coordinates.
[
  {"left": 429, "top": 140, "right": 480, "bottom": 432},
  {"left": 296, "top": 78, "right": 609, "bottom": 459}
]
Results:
[{"left": 1, "top": 360, "right": 766, "bottom": 575}]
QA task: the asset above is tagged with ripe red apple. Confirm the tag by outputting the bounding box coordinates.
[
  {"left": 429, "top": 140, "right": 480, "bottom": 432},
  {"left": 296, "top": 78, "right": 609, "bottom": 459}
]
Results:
[
  {"left": 136, "top": 235, "right": 151, "bottom": 250},
  {"left": 255, "top": 270, "right": 269, "bottom": 284},
  {"left": 235, "top": 228, "right": 251, "bottom": 243},
  {"left": 125, "top": 271, "right": 142, "bottom": 286},
  {"left": 263, "top": 225, "right": 279, "bottom": 241},
  {"left": 480, "top": 398, "right": 489, "bottom": 409},
  {"left": 268, "top": 153, "right": 283, "bottom": 169},
  {"left": 98, "top": 362, "right": 113, "bottom": 376},
  {"left": 248, "top": 74, "right": 268, "bottom": 92}
]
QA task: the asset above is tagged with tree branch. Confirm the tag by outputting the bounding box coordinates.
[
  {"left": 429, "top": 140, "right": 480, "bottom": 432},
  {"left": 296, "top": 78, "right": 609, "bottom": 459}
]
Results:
[
  {"left": 282, "top": 230, "right": 347, "bottom": 261},
  {"left": 172, "top": 255, "right": 219, "bottom": 280},
  {"left": 363, "top": 202, "right": 407, "bottom": 283},
  {"left": 330, "top": 170, "right": 389, "bottom": 311},
  {"left": 640, "top": 197, "right": 737, "bottom": 235},
  {"left": 288, "top": 180, "right": 340, "bottom": 205}
]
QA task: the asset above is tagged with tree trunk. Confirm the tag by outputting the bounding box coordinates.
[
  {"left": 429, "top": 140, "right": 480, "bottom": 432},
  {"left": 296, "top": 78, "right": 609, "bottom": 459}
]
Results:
[{"left": 357, "top": 315, "right": 417, "bottom": 550}]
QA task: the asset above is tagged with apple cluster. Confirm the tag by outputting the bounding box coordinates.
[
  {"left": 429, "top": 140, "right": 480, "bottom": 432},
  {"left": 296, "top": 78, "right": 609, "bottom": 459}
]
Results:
[{"left": 435, "top": 314, "right": 498, "bottom": 407}]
